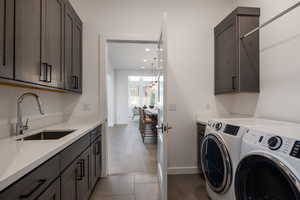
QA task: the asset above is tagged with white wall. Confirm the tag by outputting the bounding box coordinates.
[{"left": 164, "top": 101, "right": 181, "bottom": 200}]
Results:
[
  {"left": 115, "top": 69, "right": 153, "bottom": 124},
  {"left": 231, "top": 0, "right": 300, "bottom": 123},
  {"left": 107, "top": 59, "right": 115, "bottom": 127},
  {"left": 69, "top": 0, "right": 235, "bottom": 171},
  {"left": 0, "top": 86, "right": 65, "bottom": 138}
]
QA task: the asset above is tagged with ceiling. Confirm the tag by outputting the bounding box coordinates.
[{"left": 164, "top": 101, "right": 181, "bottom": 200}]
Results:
[{"left": 108, "top": 41, "right": 158, "bottom": 70}]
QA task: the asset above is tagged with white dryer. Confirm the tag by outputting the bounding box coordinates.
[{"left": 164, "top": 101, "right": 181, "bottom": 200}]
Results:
[
  {"left": 235, "top": 125, "right": 300, "bottom": 200},
  {"left": 201, "top": 119, "right": 249, "bottom": 200}
]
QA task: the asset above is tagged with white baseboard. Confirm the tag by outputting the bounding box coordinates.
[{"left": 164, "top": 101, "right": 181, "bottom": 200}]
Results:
[{"left": 167, "top": 166, "right": 199, "bottom": 175}]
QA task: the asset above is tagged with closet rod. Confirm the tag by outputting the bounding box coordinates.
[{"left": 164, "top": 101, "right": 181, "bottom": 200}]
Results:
[{"left": 241, "top": 2, "right": 300, "bottom": 39}]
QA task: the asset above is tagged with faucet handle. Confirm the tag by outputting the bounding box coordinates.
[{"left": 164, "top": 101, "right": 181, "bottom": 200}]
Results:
[{"left": 23, "top": 118, "right": 29, "bottom": 131}]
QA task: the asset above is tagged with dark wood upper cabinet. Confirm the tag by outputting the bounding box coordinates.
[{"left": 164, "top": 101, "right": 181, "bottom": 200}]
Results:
[
  {"left": 72, "top": 19, "right": 83, "bottom": 93},
  {"left": 15, "top": 0, "right": 64, "bottom": 88},
  {"left": 15, "top": 0, "right": 45, "bottom": 85},
  {"left": 214, "top": 7, "right": 260, "bottom": 95},
  {"left": 43, "top": 0, "right": 65, "bottom": 88},
  {"left": 12, "top": 0, "right": 82, "bottom": 92},
  {"left": 64, "top": 3, "right": 74, "bottom": 91},
  {"left": 64, "top": 2, "right": 82, "bottom": 93},
  {"left": 0, "top": 0, "right": 14, "bottom": 79}
]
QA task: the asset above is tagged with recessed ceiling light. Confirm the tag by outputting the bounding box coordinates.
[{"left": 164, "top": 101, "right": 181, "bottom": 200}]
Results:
[
  {"left": 145, "top": 48, "right": 151, "bottom": 52},
  {"left": 143, "top": 59, "right": 147, "bottom": 62}
]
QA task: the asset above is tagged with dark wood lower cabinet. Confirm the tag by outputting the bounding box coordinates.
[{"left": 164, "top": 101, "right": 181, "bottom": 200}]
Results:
[
  {"left": 77, "top": 148, "right": 91, "bottom": 200},
  {"left": 90, "top": 136, "right": 102, "bottom": 190},
  {"left": 36, "top": 178, "right": 60, "bottom": 200},
  {"left": 0, "top": 125, "right": 102, "bottom": 200},
  {"left": 61, "top": 158, "right": 78, "bottom": 200}
]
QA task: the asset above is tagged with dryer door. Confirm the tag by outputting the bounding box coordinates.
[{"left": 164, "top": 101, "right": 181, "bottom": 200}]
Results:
[
  {"left": 201, "top": 134, "right": 232, "bottom": 193},
  {"left": 235, "top": 153, "right": 300, "bottom": 200}
]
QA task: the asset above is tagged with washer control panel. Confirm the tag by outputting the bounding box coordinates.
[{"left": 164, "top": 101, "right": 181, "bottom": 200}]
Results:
[
  {"left": 290, "top": 141, "right": 300, "bottom": 159},
  {"left": 257, "top": 134, "right": 295, "bottom": 155}
]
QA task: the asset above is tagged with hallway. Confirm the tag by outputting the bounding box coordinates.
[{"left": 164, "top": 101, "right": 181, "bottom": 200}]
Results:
[{"left": 108, "top": 120, "right": 157, "bottom": 174}]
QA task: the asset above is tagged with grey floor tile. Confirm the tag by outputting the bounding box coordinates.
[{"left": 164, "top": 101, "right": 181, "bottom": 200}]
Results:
[
  {"left": 135, "top": 183, "right": 159, "bottom": 200},
  {"left": 108, "top": 120, "right": 158, "bottom": 174},
  {"left": 92, "top": 174, "right": 135, "bottom": 197},
  {"left": 90, "top": 194, "right": 136, "bottom": 200},
  {"left": 168, "top": 174, "right": 209, "bottom": 200},
  {"left": 134, "top": 173, "right": 158, "bottom": 184}
]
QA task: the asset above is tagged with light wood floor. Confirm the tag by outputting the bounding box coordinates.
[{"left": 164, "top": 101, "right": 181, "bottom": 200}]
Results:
[{"left": 89, "top": 120, "right": 208, "bottom": 200}]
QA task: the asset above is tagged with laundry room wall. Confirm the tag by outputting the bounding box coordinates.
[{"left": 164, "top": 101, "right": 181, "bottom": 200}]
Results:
[
  {"left": 69, "top": 0, "right": 236, "bottom": 172},
  {"left": 231, "top": 0, "right": 300, "bottom": 123}
]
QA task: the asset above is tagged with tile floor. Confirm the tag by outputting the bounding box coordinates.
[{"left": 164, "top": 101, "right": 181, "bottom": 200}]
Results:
[
  {"left": 90, "top": 173, "right": 159, "bottom": 200},
  {"left": 89, "top": 120, "right": 208, "bottom": 200},
  {"left": 168, "top": 174, "right": 209, "bottom": 200}
]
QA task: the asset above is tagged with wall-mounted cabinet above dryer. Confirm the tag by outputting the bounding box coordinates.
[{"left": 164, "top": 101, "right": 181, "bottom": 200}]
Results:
[{"left": 214, "top": 7, "right": 260, "bottom": 95}]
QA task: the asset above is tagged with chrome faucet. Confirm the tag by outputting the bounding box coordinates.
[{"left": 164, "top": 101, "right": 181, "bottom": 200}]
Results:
[{"left": 16, "top": 92, "right": 45, "bottom": 135}]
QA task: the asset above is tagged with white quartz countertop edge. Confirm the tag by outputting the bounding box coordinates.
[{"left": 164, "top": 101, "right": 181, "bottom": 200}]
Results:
[{"left": 0, "top": 120, "right": 104, "bottom": 192}]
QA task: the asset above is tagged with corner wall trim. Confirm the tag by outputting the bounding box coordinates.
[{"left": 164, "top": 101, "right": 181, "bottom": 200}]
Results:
[{"left": 167, "top": 166, "right": 199, "bottom": 175}]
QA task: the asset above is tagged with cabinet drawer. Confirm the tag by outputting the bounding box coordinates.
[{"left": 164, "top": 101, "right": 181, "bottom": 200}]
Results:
[
  {"left": 36, "top": 178, "right": 60, "bottom": 200},
  {"left": 60, "top": 133, "right": 90, "bottom": 171},
  {"left": 90, "top": 125, "right": 102, "bottom": 143},
  {"left": 0, "top": 155, "right": 60, "bottom": 200}
]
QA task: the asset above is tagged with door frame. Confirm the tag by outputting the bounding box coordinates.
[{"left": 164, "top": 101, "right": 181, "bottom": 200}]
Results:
[{"left": 98, "top": 33, "right": 159, "bottom": 177}]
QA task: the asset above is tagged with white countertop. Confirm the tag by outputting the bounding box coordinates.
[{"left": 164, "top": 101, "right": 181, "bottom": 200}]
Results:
[
  {"left": 0, "top": 120, "right": 103, "bottom": 192},
  {"left": 196, "top": 113, "right": 253, "bottom": 125}
]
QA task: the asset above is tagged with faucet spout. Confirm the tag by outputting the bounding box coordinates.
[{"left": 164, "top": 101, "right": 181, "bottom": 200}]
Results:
[{"left": 16, "top": 92, "right": 45, "bottom": 135}]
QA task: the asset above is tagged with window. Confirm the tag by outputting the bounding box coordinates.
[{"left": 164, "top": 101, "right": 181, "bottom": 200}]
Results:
[{"left": 128, "top": 76, "right": 157, "bottom": 108}]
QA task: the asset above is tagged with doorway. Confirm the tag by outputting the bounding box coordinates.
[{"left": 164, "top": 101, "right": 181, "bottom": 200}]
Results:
[
  {"left": 106, "top": 41, "right": 159, "bottom": 174},
  {"left": 91, "top": 39, "right": 161, "bottom": 200}
]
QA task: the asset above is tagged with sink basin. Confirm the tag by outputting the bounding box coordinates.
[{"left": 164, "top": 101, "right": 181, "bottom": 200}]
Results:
[{"left": 18, "top": 130, "right": 76, "bottom": 141}]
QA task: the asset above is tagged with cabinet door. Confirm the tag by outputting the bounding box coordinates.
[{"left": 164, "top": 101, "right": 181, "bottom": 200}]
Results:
[
  {"left": 214, "top": 18, "right": 237, "bottom": 94},
  {"left": 44, "top": 0, "right": 64, "bottom": 88},
  {"left": 36, "top": 178, "right": 60, "bottom": 200},
  {"left": 72, "top": 18, "right": 82, "bottom": 93},
  {"left": 0, "top": 0, "right": 14, "bottom": 79},
  {"left": 238, "top": 16, "right": 260, "bottom": 92},
  {"left": 15, "top": 0, "right": 45, "bottom": 85},
  {"left": 64, "top": 3, "right": 74, "bottom": 90},
  {"left": 61, "top": 160, "right": 77, "bottom": 200},
  {"left": 77, "top": 148, "right": 90, "bottom": 200},
  {"left": 90, "top": 142, "right": 97, "bottom": 190},
  {"left": 95, "top": 138, "right": 102, "bottom": 179}
]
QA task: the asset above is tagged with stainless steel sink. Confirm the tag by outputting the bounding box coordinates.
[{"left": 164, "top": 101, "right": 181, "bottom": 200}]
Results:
[{"left": 17, "top": 130, "right": 76, "bottom": 141}]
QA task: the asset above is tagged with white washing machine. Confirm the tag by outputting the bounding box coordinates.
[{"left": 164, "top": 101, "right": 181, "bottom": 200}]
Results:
[
  {"left": 201, "top": 119, "right": 249, "bottom": 200},
  {"left": 235, "top": 124, "right": 300, "bottom": 200}
]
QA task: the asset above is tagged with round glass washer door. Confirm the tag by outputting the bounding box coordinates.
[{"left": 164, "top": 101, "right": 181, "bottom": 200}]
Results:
[
  {"left": 235, "top": 154, "right": 300, "bottom": 200},
  {"left": 201, "top": 134, "right": 232, "bottom": 194}
]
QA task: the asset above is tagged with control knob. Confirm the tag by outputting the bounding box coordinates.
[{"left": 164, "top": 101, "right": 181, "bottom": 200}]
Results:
[
  {"left": 268, "top": 136, "right": 282, "bottom": 150},
  {"left": 215, "top": 122, "right": 222, "bottom": 131}
]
